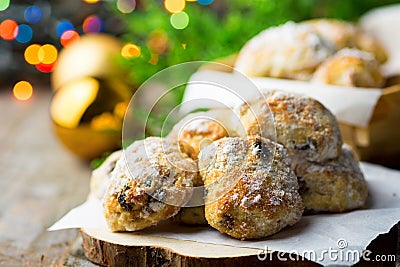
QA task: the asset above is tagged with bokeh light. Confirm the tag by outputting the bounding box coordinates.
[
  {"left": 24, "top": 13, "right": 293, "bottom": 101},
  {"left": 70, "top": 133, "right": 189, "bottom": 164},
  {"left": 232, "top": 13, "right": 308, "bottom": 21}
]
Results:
[
  {"left": 0, "top": 0, "right": 10, "bottom": 11},
  {"left": 164, "top": 0, "right": 185, "bottom": 13},
  {"left": 121, "top": 43, "right": 141, "bottom": 59},
  {"left": 83, "top": 16, "right": 104, "bottom": 33},
  {"left": 170, "top": 11, "right": 189, "bottom": 29},
  {"left": 56, "top": 21, "right": 74, "bottom": 37},
  {"left": 16, "top": 24, "right": 33, "bottom": 43},
  {"left": 147, "top": 30, "right": 169, "bottom": 54},
  {"left": 13, "top": 81, "right": 33, "bottom": 101},
  {"left": 36, "top": 62, "right": 55, "bottom": 73},
  {"left": 149, "top": 53, "right": 158, "bottom": 65},
  {"left": 84, "top": 0, "right": 100, "bottom": 3},
  {"left": 38, "top": 44, "right": 58, "bottom": 64},
  {"left": 197, "top": 0, "right": 213, "bottom": 5},
  {"left": 24, "top": 6, "right": 43, "bottom": 24},
  {"left": 60, "top": 30, "right": 80, "bottom": 47},
  {"left": 24, "top": 44, "right": 41, "bottom": 65},
  {"left": 0, "top": 19, "right": 18, "bottom": 40},
  {"left": 117, "top": 0, "right": 136, "bottom": 13}
]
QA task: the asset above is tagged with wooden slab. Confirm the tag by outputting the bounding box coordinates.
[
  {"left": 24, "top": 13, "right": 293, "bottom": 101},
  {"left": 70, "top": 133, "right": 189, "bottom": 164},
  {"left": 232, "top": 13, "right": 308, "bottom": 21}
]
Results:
[{"left": 80, "top": 228, "right": 320, "bottom": 266}]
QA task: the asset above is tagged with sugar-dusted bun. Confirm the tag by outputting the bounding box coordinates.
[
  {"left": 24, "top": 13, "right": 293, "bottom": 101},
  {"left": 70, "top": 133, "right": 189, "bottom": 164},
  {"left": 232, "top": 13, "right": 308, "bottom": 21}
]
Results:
[
  {"left": 103, "top": 137, "right": 198, "bottom": 231},
  {"left": 167, "top": 109, "right": 234, "bottom": 160},
  {"left": 199, "top": 136, "right": 304, "bottom": 240},
  {"left": 235, "top": 21, "right": 335, "bottom": 80},
  {"left": 167, "top": 110, "right": 239, "bottom": 225},
  {"left": 311, "top": 48, "right": 385, "bottom": 88},
  {"left": 294, "top": 145, "right": 368, "bottom": 213},
  {"left": 236, "top": 91, "right": 342, "bottom": 162}
]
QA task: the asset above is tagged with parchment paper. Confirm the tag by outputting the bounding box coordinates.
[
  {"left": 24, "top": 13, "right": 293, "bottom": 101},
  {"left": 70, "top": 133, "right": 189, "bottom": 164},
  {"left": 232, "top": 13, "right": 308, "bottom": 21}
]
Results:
[
  {"left": 181, "top": 70, "right": 382, "bottom": 128},
  {"left": 50, "top": 162, "right": 400, "bottom": 266}
]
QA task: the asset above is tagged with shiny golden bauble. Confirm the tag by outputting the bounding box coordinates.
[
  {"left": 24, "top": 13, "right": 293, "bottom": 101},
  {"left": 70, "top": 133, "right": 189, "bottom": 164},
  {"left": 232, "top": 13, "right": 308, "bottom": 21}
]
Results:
[
  {"left": 50, "top": 77, "right": 130, "bottom": 160},
  {"left": 51, "top": 34, "right": 124, "bottom": 91}
]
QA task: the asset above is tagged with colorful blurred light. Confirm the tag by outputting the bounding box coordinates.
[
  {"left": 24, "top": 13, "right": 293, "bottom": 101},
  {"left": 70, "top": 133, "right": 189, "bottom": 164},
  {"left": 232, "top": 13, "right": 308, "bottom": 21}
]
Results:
[
  {"left": 147, "top": 30, "right": 169, "bottom": 54},
  {"left": 0, "top": 19, "right": 18, "bottom": 40},
  {"left": 83, "top": 16, "right": 104, "bottom": 33},
  {"left": 38, "top": 44, "right": 58, "bottom": 64},
  {"left": 16, "top": 24, "right": 33, "bottom": 43},
  {"left": 121, "top": 43, "right": 141, "bottom": 59},
  {"left": 117, "top": 0, "right": 136, "bottom": 13},
  {"left": 149, "top": 53, "right": 158, "bottom": 65},
  {"left": 13, "top": 81, "right": 33, "bottom": 101},
  {"left": 56, "top": 21, "right": 74, "bottom": 37},
  {"left": 24, "top": 44, "right": 41, "bottom": 65},
  {"left": 24, "top": 6, "right": 43, "bottom": 24},
  {"left": 164, "top": 0, "right": 185, "bottom": 13},
  {"left": 60, "top": 30, "right": 80, "bottom": 47},
  {"left": 170, "top": 11, "right": 189, "bottom": 29},
  {"left": 197, "top": 0, "right": 213, "bottom": 5},
  {"left": 0, "top": 0, "right": 10, "bottom": 11},
  {"left": 36, "top": 62, "right": 55, "bottom": 73},
  {"left": 84, "top": 0, "right": 100, "bottom": 3}
]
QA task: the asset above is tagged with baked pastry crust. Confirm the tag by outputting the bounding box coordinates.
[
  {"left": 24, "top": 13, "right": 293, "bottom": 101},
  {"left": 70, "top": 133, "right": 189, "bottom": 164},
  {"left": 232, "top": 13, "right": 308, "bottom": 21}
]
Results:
[
  {"left": 168, "top": 109, "right": 238, "bottom": 160},
  {"left": 103, "top": 137, "right": 198, "bottom": 231},
  {"left": 311, "top": 48, "right": 385, "bottom": 88},
  {"left": 199, "top": 136, "right": 304, "bottom": 240},
  {"left": 236, "top": 91, "right": 342, "bottom": 162},
  {"left": 294, "top": 146, "right": 368, "bottom": 213},
  {"left": 235, "top": 21, "right": 334, "bottom": 80}
]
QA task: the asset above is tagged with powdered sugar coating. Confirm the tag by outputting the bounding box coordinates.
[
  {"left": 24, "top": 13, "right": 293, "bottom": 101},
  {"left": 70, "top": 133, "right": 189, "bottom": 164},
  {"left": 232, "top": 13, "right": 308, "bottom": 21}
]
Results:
[
  {"left": 301, "top": 19, "right": 358, "bottom": 50},
  {"left": 103, "top": 137, "right": 198, "bottom": 231},
  {"left": 200, "top": 136, "right": 304, "bottom": 240},
  {"left": 236, "top": 91, "right": 342, "bottom": 162},
  {"left": 293, "top": 145, "right": 368, "bottom": 213}
]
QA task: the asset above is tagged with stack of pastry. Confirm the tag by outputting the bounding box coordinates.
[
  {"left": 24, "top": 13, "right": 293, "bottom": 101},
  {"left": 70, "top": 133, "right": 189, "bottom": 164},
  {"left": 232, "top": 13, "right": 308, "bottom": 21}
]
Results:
[
  {"left": 91, "top": 91, "right": 368, "bottom": 240},
  {"left": 235, "top": 19, "right": 387, "bottom": 88}
]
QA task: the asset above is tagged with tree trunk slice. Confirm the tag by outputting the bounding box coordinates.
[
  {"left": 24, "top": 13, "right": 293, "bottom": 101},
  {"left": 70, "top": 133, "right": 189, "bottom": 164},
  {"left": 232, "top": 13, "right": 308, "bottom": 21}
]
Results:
[{"left": 80, "top": 228, "right": 320, "bottom": 267}]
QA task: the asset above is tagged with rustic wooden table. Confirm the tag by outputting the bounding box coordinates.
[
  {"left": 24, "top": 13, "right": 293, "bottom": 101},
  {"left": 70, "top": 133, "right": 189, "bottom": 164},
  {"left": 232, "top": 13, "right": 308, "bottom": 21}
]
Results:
[
  {"left": 0, "top": 89, "right": 98, "bottom": 266},
  {"left": 0, "top": 88, "right": 398, "bottom": 267}
]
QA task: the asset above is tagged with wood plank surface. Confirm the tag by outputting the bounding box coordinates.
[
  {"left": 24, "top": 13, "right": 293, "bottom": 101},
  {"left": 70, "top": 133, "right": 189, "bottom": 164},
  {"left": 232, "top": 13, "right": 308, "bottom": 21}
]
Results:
[
  {"left": 80, "top": 228, "right": 320, "bottom": 267},
  {"left": 0, "top": 89, "right": 92, "bottom": 266}
]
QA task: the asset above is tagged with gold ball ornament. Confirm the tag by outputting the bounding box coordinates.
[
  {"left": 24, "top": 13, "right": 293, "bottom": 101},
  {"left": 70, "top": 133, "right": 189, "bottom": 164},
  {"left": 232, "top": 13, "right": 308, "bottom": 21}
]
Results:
[
  {"left": 51, "top": 34, "right": 125, "bottom": 91},
  {"left": 50, "top": 77, "right": 130, "bottom": 160},
  {"left": 50, "top": 34, "right": 134, "bottom": 160}
]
